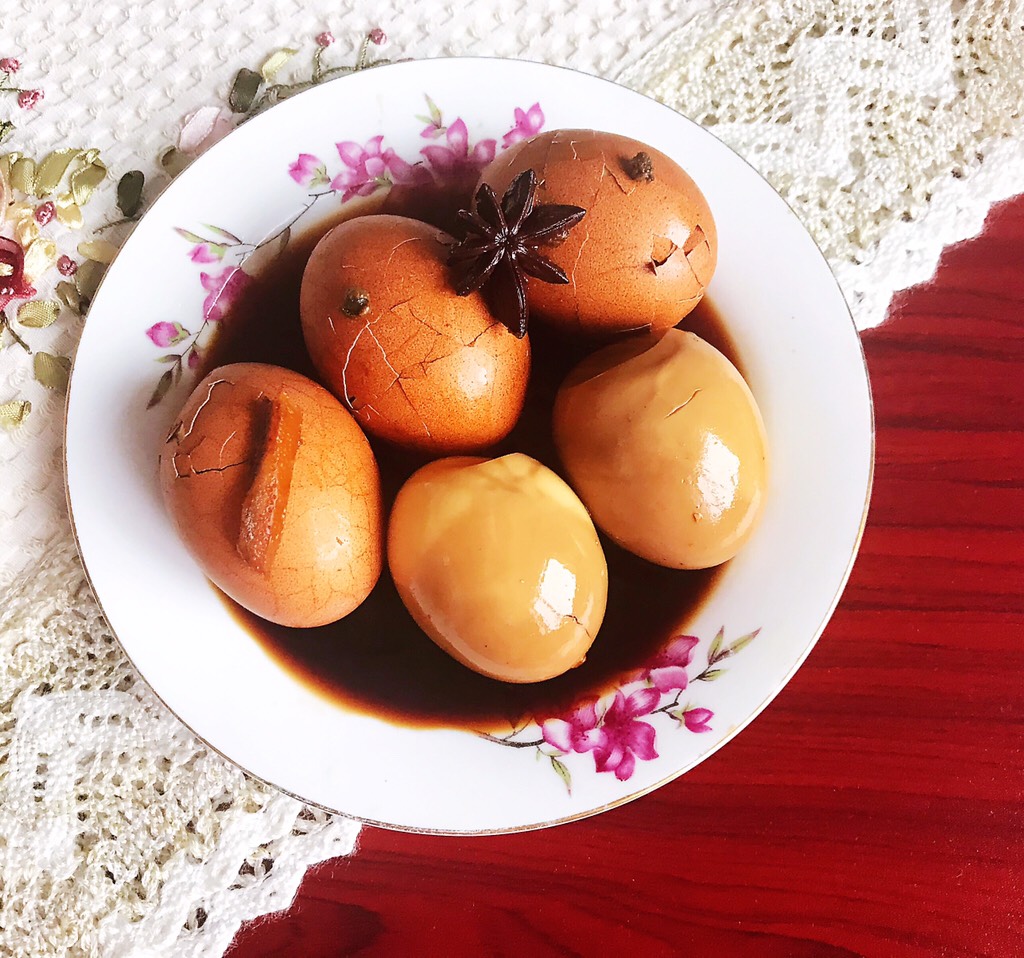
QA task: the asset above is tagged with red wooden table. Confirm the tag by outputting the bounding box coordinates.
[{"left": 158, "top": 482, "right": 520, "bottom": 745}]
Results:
[{"left": 229, "top": 193, "right": 1024, "bottom": 958}]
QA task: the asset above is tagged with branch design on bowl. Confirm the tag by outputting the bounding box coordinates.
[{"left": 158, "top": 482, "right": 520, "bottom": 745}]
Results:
[{"left": 481, "top": 626, "right": 760, "bottom": 794}]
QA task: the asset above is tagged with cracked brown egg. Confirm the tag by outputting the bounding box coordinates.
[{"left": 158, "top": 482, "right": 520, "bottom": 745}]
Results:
[
  {"left": 478, "top": 129, "right": 717, "bottom": 335},
  {"left": 388, "top": 454, "right": 608, "bottom": 683},
  {"left": 159, "top": 363, "right": 383, "bottom": 627},
  {"left": 300, "top": 214, "right": 530, "bottom": 454},
  {"left": 553, "top": 330, "right": 768, "bottom": 570}
]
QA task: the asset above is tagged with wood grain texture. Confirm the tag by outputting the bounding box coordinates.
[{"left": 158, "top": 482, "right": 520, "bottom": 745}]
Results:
[{"left": 228, "top": 193, "right": 1024, "bottom": 958}]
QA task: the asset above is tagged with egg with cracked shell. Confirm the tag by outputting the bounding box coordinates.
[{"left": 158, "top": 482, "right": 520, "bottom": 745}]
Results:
[
  {"left": 300, "top": 214, "right": 531, "bottom": 454},
  {"left": 158, "top": 363, "right": 383, "bottom": 627},
  {"left": 477, "top": 129, "right": 717, "bottom": 335},
  {"left": 388, "top": 453, "right": 608, "bottom": 683}
]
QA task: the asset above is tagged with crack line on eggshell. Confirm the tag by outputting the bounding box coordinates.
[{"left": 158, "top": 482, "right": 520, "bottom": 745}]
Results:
[
  {"left": 465, "top": 320, "right": 502, "bottom": 348},
  {"left": 382, "top": 236, "right": 420, "bottom": 275},
  {"left": 172, "top": 454, "right": 253, "bottom": 480},
  {"left": 685, "top": 240, "right": 714, "bottom": 289},
  {"left": 605, "top": 162, "right": 637, "bottom": 197},
  {"left": 216, "top": 429, "right": 238, "bottom": 467},
  {"left": 339, "top": 311, "right": 386, "bottom": 411},
  {"left": 649, "top": 234, "right": 680, "bottom": 274},
  {"left": 567, "top": 161, "right": 607, "bottom": 329},
  {"left": 405, "top": 305, "right": 448, "bottom": 340},
  {"left": 178, "top": 378, "right": 231, "bottom": 442},
  {"left": 363, "top": 322, "right": 402, "bottom": 383},
  {"left": 665, "top": 389, "right": 702, "bottom": 418},
  {"left": 389, "top": 375, "right": 433, "bottom": 439},
  {"left": 563, "top": 611, "right": 594, "bottom": 642}
]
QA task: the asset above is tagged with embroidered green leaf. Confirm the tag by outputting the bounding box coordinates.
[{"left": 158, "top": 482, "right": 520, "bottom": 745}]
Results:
[
  {"left": 698, "top": 668, "right": 725, "bottom": 682},
  {"left": 16, "top": 299, "right": 60, "bottom": 328},
  {"left": 116, "top": 170, "right": 145, "bottom": 217},
  {"left": 159, "top": 147, "right": 190, "bottom": 178},
  {"left": 229, "top": 68, "right": 263, "bottom": 113},
  {"left": 70, "top": 152, "right": 107, "bottom": 206},
  {"left": 0, "top": 121, "right": 14, "bottom": 146},
  {"left": 33, "top": 352, "right": 71, "bottom": 392},
  {"left": 0, "top": 399, "right": 31, "bottom": 427},
  {"left": 260, "top": 48, "right": 298, "bottom": 81},
  {"left": 55, "top": 281, "right": 81, "bottom": 313},
  {"left": 148, "top": 368, "right": 174, "bottom": 408},
  {"left": 708, "top": 627, "right": 725, "bottom": 663},
  {"left": 34, "top": 148, "right": 80, "bottom": 196},
  {"left": 10, "top": 156, "right": 36, "bottom": 193},
  {"left": 156, "top": 353, "right": 180, "bottom": 363},
  {"left": 55, "top": 192, "right": 83, "bottom": 229},
  {"left": 75, "top": 259, "right": 106, "bottom": 303},
  {"left": 76, "top": 240, "right": 118, "bottom": 264},
  {"left": 550, "top": 755, "right": 572, "bottom": 794}
]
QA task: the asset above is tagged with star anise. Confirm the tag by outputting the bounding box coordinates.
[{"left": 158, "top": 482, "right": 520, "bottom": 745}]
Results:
[{"left": 448, "top": 169, "right": 586, "bottom": 338}]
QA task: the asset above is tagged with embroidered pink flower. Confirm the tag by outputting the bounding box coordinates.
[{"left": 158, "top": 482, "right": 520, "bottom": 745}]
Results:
[
  {"left": 315, "top": 32, "right": 335, "bottom": 48},
  {"left": 34, "top": 201, "right": 55, "bottom": 226},
  {"left": 146, "top": 321, "right": 186, "bottom": 347},
  {"left": 0, "top": 237, "right": 36, "bottom": 311},
  {"left": 368, "top": 28, "right": 387, "bottom": 45},
  {"left": 592, "top": 688, "right": 660, "bottom": 781},
  {"left": 502, "top": 103, "right": 544, "bottom": 148},
  {"left": 288, "top": 153, "right": 328, "bottom": 188},
  {"left": 638, "top": 634, "right": 700, "bottom": 693},
  {"left": 541, "top": 700, "right": 604, "bottom": 755},
  {"left": 57, "top": 255, "right": 77, "bottom": 276},
  {"left": 17, "top": 89, "right": 42, "bottom": 110},
  {"left": 187, "top": 347, "right": 201, "bottom": 370},
  {"left": 0, "top": 58, "right": 20, "bottom": 74},
  {"left": 200, "top": 266, "right": 249, "bottom": 321},
  {"left": 683, "top": 708, "right": 713, "bottom": 733},
  {"left": 420, "top": 118, "right": 496, "bottom": 175}
]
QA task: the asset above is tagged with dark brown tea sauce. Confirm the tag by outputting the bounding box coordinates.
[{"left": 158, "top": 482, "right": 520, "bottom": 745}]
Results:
[{"left": 206, "top": 180, "right": 737, "bottom": 731}]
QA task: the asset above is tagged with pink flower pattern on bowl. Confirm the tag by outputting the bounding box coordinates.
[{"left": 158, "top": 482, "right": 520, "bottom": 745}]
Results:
[
  {"left": 144, "top": 95, "right": 545, "bottom": 408},
  {"left": 484, "top": 627, "right": 760, "bottom": 794}
]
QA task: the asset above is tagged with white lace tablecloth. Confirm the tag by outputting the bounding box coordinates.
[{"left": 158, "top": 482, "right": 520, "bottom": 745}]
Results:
[{"left": 1, "top": 2, "right": 1021, "bottom": 955}]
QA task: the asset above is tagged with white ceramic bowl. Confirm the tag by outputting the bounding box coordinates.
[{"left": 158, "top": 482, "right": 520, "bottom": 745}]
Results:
[{"left": 66, "top": 58, "right": 873, "bottom": 833}]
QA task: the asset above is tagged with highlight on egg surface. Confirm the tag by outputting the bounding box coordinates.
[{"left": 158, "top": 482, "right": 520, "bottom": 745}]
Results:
[
  {"left": 553, "top": 329, "right": 768, "bottom": 570},
  {"left": 299, "top": 214, "right": 530, "bottom": 454},
  {"left": 159, "top": 363, "right": 384, "bottom": 627},
  {"left": 478, "top": 129, "right": 717, "bottom": 336},
  {"left": 387, "top": 453, "right": 609, "bottom": 683}
]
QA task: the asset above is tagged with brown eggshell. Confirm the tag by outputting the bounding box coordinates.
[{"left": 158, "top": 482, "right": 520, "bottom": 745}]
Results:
[
  {"left": 388, "top": 454, "right": 608, "bottom": 683},
  {"left": 478, "top": 129, "right": 717, "bottom": 335},
  {"left": 300, "top": 215, "right": 530, "bottom": 454},
  {"left": 553, "top": 330, "right": 768, "bottom": 569},
  {"left": 159, "top": 363, "right": 383, "bottom": 627}
]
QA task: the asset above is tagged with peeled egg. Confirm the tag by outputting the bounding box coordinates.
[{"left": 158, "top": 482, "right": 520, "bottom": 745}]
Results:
[
  {"left": 300, "top": 214, "right": 530, "bottom": 454},
  {"left": 478, "top": 129, "right": 717, "bottom": 335},
  {"left": 159, "top": 363, "right": 383, "bottom": 627},
  {"left": 388, "top": 454, "right": 608, "bottom": 683},
  {"left": 553, "top": 330, "right": 768, "bottom": 569}
]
